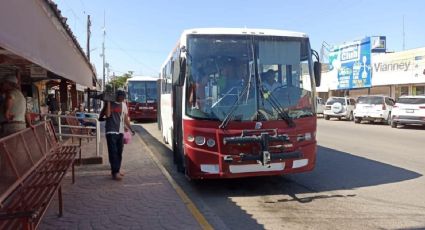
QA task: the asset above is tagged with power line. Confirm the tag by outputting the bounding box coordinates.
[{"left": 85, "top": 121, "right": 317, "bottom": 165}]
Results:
[{"left": 105, "top": 34, "right": 157, "bottom": 73}]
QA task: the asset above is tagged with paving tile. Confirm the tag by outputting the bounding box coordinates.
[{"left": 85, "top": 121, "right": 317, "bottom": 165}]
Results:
[{"left": 40, "top": 131, "right": 201, "bottom": 230}]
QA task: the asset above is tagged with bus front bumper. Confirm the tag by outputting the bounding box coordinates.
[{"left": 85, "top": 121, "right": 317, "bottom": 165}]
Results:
[{"left": 184, "top": 143, "right": 316, "bottom": 179}]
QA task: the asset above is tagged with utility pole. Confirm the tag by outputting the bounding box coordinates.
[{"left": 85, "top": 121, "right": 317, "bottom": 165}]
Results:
[
  {"left": 86, "top": 15, "right": 91, "bottom": 62},
  {"left": 102, "top": 11, "right": 106, "bottom": 92},
  {"left": 86, "top": 14, "right": 92, "bottom": 112},
  {"left": 402, "top": 15, "right": 405, "bottom": 50}
]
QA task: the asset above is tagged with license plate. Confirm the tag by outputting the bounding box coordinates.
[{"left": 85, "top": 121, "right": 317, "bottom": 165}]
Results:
[{"left": 405, "top": 109, "right": 414, "bottom": 113}]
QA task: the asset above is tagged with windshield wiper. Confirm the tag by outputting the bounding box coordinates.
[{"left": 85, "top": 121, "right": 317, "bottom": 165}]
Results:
[
  {"left": 218, "top": 82, "right": 251, "bottom": 129},
  {"left": 219, "top": 38, "right": 255, "bottom": 129},
  {"left": 260, "top": 88, "right": 295, "bottom": 127}
]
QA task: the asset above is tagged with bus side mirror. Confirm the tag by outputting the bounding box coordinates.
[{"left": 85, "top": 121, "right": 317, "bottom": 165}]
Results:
[
  {"left": 314, "top": 61, "right": 321, "bottom": 87},
  {"left": 172, "top": 57, "right": 186, "bottom": 86}
]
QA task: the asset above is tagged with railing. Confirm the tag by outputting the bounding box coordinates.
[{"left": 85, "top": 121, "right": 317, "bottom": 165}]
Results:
[{"left": 44, "top": 114, "right": 100, "bottom": 157}]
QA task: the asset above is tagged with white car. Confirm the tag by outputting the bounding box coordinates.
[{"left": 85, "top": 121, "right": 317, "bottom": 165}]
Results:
[
  {"left": 316, "top": 97, "right": 325, "bottom": 116},
  {"left": 323, "top": 97, "right": 356, "bottom": 121},
  {"left": 391, "top": 95, "right": 425, "bottom": 128},
  {"left": 353, "top": 95, "right": 395, "bottom": 124}
]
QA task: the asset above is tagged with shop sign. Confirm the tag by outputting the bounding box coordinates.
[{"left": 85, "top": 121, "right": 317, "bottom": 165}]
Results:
[
  {"left": 328, "top": 37, "right": 372, "bottom": 90},
  {"left": 30, "top": 65, "right": 47, "bottom": 78},
  {"left": 372, "top": 47, "right": 425, "bottom": 86}
]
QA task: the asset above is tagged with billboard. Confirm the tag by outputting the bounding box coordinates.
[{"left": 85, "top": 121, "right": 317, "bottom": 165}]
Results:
[
  {"left": 328, "top": 37, "right": 372, "bottom": 90},
  {"left": 371, "top": 36, "right": 386, "bottom": 53},
  {"left": 372, "top": 47, "right": 425, "bottom": 86}
]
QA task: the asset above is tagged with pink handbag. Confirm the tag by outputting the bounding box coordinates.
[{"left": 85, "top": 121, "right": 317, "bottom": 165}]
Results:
[{"left": 123, "top": 131, "right": 132, "bottom": 144}]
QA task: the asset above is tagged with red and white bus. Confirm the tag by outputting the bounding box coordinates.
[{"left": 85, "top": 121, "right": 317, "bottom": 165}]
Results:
[
  {"left": 159, "top": 28, "right": 321, "bottom": 179},
  {"left": 126, "top": 76, "right": 159, "bottom": 121}
]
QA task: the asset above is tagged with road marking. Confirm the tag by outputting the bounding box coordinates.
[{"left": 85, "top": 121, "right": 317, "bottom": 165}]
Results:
[{"left": 135, "top": 133, "right": 214, "bottom": 230}]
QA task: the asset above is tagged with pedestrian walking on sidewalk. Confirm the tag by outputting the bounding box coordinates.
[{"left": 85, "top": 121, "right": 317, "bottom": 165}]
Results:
[{"left": 99, "top": 89, "right": 135, "bottom": 180}]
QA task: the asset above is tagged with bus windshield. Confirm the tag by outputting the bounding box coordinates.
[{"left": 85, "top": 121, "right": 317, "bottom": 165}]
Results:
[
  {"left": 185, "top": 35, "right": 314, "bottom": 122},
  {"left": 128, "top": 81, "right": 157, "bottom": 103}
]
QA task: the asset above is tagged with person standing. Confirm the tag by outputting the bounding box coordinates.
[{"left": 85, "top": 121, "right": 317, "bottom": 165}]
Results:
[
  {"left": 0, "top": 75, "right": 32, "bottom": 137},
  {"left": 99, "top": 90, "right": 135, "bottom": 180}
]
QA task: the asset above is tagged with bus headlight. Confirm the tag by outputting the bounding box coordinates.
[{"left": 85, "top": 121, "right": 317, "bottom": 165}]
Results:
[
  {"left": 187, "top": 135, "right": 195, "bottom": 142},
  {"left": 206, "top": 138, "right": 216, "bottom": 147},
  {"left": 297, "top": 132, "right": 312, "bottom": 141},
  {"left": 305, "top": 133, "right": 312, "bottom": 141},
  {"left": 195, "top": 136, "right": 206, "bottom": 146}
]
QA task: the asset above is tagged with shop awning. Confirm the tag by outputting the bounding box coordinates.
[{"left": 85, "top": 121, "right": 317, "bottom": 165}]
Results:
[{"left": 0, "top": 0, "right": 95, "bottom": 87}]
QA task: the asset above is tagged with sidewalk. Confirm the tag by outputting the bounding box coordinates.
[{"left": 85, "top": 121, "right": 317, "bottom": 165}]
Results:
[{"left": 40, "top": 130, "right": 202, "bottom": 230}]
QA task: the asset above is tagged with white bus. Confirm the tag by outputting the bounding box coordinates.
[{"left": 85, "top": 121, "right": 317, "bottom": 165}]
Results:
[
  {"left": 159, "top": 28, "right": 321, "bottom": 179},
  {"left": 126, "top": 76, "right": 159, "bottom": 121}
]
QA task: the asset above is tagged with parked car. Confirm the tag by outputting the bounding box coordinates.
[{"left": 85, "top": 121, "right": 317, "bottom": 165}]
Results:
[
  {"left": 323, "top": 97, "right": 356, "bottom": 120},
  {"left": 391, "top": 95, "right": 425, "bottom": 128},
  {"left": 353, "top": 95, "right": 395, "bottom": 124},
  {"left": 316, "top": 97, "right": 325, "bottom": 116}
]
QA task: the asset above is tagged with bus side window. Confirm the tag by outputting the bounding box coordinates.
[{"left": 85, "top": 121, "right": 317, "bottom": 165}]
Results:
[{"left": 163, "top": 60, "right": 173, "bottom": 93}]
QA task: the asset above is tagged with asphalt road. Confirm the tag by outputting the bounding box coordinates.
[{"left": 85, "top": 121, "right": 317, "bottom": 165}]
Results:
[{"left": 134, "top": 118, "right": 425, "bottom": 230}]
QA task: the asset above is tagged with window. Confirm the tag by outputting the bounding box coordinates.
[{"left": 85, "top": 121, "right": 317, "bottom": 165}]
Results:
[
  {"left": 357, "top": 96, "right": 383, "bottom": 104},
  {"left": 395, "top": 86, "right": 410, "bottom": 99},
  {"left": 397, "top": 97, "right": 425, "bottom": 104},
  {"left": 414, "top": 86, "right": 425, "bottom": 95},
  {"left": 326, "top": 97, "right": 346, "bottom": 105},
  {"left": 161, "top": 61, "right": 173, "bottom": 94}
]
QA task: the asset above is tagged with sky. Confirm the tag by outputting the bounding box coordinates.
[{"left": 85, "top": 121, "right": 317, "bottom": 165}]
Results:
[{"left": 54, "top": 0, "right": 425, "bottom": 79}]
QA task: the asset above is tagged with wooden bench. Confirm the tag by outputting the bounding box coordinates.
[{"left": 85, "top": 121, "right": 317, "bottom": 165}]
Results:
[{"left": 0, "top": 121, "right": 79, "bottom": 230}]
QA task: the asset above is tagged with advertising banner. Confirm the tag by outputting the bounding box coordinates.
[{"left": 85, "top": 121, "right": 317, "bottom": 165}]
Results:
[
  {"left": 328, "top": 37, "right": 372, "bottom": 90},
  {"left": 372, "top": 47, "right": 425, "bottom": 86},
  {"left": 371, "top": 36, "right": 386, "bottom": 53}
]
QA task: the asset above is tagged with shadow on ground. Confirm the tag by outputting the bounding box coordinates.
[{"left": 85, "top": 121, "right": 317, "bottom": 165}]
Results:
[
  {"left": 288, "top": 145, "right": 422, "bottom": 192},
  {"left": 135, "top": 124, "right": 422, "bottom": 229}
]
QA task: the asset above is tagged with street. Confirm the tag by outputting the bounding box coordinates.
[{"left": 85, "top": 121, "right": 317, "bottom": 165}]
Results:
[{"left": 134, "top": 119, "right": 425, "bottom": 230}]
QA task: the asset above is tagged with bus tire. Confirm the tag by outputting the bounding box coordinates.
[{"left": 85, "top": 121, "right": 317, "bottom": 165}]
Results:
[{"left": 176, "top": 142, "right": 186, "bottom": 173}]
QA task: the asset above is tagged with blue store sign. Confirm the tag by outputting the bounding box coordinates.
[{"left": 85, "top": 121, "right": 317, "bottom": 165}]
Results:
[{"left": 329, "top": 37, "right": 372, "bottom": 89}]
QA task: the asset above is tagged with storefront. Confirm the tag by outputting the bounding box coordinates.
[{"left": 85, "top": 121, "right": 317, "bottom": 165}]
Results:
[
  {"left": 0, "top": 0, "right": 97, "bottom": 118},
  {"left": 372, "top": 47, "right": 425, "bottom": 99},
  {"left": 319, "top": 37, "right": 424, "bottom": 100}
]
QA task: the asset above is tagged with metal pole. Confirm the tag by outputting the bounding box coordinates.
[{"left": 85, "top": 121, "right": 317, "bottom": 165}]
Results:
[
  {"left": 102, "top": 11, "right": 106, "bottom": 92},
  {"left": 402, "top": 15, "right": 405, "bottom": 50},
  {"left": 96, "top": 119, "right": 100, "bottom": 157},
  {"left": 58, "top": 115, "right": 62, "bottom": 141},
  {"left": 87, "top": 15, "right": 91, "bottom": 62}
]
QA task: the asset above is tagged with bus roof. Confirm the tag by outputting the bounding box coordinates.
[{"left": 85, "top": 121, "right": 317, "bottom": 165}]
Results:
[
  {"left": 181, "top": 28, "right": 308, "bottom": 39},
  {"left": 127, "top": 76, "right": 158, "bottom": 82}
]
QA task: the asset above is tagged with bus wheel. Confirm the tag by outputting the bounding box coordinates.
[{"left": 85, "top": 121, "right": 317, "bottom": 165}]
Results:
[{"left": 176, "top": 145, "right": 186, "bottom": 173}]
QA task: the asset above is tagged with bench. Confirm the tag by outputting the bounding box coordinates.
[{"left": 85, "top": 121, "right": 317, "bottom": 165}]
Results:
[
  {"left": 64, "top": 114, "right": 97, "bottom": 164},
  {"left": 0, "top": 120, "right": 79, "bottom": 230}
]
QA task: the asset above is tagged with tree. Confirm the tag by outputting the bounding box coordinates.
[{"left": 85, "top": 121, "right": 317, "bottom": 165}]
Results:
[{"left": 105, "top": 72, "right": 132, "bottom": 92}]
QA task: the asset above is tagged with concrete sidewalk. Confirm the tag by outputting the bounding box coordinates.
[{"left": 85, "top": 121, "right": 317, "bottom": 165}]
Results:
[{"left": 40, "top": 129, "right": 202, "bottom": 230}]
